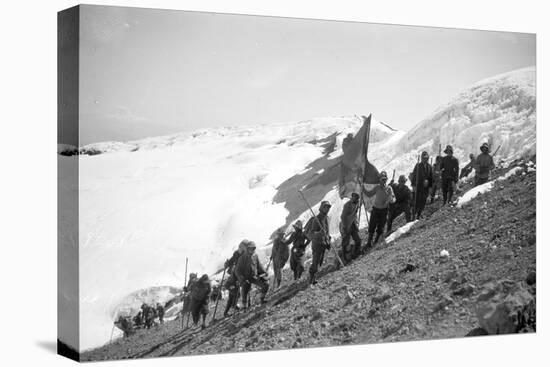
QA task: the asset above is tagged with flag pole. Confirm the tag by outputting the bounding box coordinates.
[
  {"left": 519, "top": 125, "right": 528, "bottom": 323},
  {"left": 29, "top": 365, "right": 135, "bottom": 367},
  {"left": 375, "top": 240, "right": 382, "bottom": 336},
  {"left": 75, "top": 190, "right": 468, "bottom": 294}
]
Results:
[{"left": 358, "top": 115, "right": 372, "bottom": 227}]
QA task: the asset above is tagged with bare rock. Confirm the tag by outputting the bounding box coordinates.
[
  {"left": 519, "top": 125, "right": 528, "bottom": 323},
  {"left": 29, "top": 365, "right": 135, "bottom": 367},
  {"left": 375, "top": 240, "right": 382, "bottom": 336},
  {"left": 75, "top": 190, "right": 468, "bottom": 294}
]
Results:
[
  {"left": 443, "top": 270, "right": 458, "bottom": 283},
  {"left": 399, "top": 263, "right": 417, "bottom": 274},
  {"left": 452, "top": 283, "right": 475, "bottom": 297},
  {"left": 309, "top": 309, "right": 323, "bottom": 322},
  {"left": 433, "top": 295, "right": 454, "bottom": 313},
  {"left": 372, "top": 287, "right": 392, "bottom": 304},
  {"left": 476, "top": 284, "right": 535, "bottom": 334}
]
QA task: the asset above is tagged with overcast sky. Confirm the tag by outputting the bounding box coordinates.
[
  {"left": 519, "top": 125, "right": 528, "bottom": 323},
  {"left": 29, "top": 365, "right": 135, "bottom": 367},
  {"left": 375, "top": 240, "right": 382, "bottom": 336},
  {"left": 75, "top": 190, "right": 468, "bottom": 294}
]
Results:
[{"left": 77, "top": 5, "right": 535, "bottom": 145}]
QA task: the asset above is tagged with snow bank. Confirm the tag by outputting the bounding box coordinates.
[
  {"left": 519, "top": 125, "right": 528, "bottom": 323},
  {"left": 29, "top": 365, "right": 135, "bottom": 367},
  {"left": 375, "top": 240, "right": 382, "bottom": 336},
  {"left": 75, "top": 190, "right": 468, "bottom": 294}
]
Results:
[
  {"left": 496, "top": 166, "right": 523, "bottom": 181},
  {"left": 456, "top": 181, "right": 494, "bottom": 208},
  {"left": 457, "top": 165, "right": 526, "bottom": 207},
  {"left": 385, "top": 220, "right": 418, "bottom": 244}
]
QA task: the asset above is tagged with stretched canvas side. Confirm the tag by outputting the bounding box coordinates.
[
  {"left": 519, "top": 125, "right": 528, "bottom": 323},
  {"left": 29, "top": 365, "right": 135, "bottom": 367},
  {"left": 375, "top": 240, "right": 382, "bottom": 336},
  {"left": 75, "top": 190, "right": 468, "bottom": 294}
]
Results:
[{"left": 57, "top": 5, "right": 80, "bottom": 362}]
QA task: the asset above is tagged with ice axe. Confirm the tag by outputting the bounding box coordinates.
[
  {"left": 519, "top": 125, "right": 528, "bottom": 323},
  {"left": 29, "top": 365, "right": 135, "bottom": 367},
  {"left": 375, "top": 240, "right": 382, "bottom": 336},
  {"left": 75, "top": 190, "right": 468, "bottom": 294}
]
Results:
[
  {"left": 181, "top": 257, "right": 188, "bottom": 329},
  {"left": 210, "top": 267, "right": 226, "bottom": 324},
  {"left": 297, "top": 190, "right": 345, "bottom": 268}
]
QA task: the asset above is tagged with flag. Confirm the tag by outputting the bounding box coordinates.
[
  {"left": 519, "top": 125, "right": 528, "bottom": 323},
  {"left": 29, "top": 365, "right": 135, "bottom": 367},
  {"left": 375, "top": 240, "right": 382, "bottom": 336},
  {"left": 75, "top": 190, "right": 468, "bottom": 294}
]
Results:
[{"left": 339, "top": 114, "right": 380, "bottom": 200}]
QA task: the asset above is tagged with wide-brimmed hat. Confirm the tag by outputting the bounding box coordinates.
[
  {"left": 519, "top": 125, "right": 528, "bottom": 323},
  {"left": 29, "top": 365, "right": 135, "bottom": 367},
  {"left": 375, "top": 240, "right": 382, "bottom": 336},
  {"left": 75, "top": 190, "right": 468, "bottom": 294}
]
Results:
[
  {"left": 292, "top": 220, "right": 303, "bottom": 230},
  {"left": 480, "top": 142, "right": 490, "bottom": 152},
  {"left": 443, "top": 145, "right": 453, "bottom": 154}
]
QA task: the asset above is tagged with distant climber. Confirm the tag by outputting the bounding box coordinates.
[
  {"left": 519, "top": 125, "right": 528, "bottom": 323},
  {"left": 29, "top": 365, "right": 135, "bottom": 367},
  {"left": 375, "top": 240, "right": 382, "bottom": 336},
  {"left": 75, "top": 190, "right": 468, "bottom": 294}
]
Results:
[
  {"left": 363, "top": 171, "right": 395, "bottom": 248},
  {"left": 181, "top": 273, "right": 198, "bottom": 322},
  {"left": 133, "top": 310, "right": 143, "bottom": 328},
  {"left": 287, "top": 220, "right": 311, "bottom": 280},
  {"left": 222, "top": 240, "right": 248, "bottom": 317},
  {"left": 339, "top": 192, "right": 361, "bottom": 264},
  {"left": 474, "top": 142, "right": 495, "bottom": 186},
  {"left": 411, "top": 151, "right": 433, "bottom": 218},
  {"left": 115, "top": 315, "right": 134, "bottom": 338},
  {"left": 430, "top": 155, "right": 442, "bottom": 203},
  {"left": 305, "top": 201, "right": 332, "bottom": 285},
  {"left": 387, "top": 174, "right": 412, "bottom": 233},
  {"left": 460, "top": 153, "right": 476, "bottom": 179},
  {"left": 142, "top": 303, "right": 156, "bottom": 329},
  {"left": 234, "top": 241, "right": 269, "bottom": 308},
  {"left": 440, "top": 145, "right": 459, "bottom": 205},
  {"left": 190, "top": 274, "right": 212, "bottom": 329},
  {"left": 156, "top": 303, "right": 165, "bottom": 325},
  {"left": 271, "top": 228, "right": 292, "bottom": 288}
]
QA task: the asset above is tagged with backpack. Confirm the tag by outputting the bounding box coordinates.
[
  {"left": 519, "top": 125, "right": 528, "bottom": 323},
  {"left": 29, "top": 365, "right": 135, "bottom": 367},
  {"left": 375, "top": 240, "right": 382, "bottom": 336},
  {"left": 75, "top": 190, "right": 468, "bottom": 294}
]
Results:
[{"left": 304, "top": 217, "right": 315, "bottom": 240}]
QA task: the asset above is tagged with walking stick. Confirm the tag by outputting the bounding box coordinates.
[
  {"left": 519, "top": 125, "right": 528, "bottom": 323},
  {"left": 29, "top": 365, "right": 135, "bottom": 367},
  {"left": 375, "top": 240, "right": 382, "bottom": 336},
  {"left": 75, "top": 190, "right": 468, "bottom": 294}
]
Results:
[
  {"left": 181, "top": 257, "right": 188, "bottom": 329},
  {"left": 109, "top": 323, "right": 115, "bottom": 344},
  {"left": 211, "top": 267, "right": 226, "bottom": 324},
  {"left": 412, "top": 154, "right": 420, "bottom": 218},
  {"left": 298, "top": 190, "right": 345, "bottom": 268}
]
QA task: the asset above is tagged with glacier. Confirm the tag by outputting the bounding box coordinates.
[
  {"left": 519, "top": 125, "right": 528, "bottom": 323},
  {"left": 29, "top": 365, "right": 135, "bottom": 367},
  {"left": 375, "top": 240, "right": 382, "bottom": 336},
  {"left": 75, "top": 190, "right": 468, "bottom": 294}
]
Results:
[{"left": 58, "top": 66, "right": 536, "bottom": 350}]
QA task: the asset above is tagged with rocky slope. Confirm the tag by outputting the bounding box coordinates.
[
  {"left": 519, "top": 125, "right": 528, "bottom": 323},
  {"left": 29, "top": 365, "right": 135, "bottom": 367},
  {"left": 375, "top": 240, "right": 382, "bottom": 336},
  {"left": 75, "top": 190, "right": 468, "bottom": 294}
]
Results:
[{"left": 81, "top": 158, "right": 536, "bottom": 361}]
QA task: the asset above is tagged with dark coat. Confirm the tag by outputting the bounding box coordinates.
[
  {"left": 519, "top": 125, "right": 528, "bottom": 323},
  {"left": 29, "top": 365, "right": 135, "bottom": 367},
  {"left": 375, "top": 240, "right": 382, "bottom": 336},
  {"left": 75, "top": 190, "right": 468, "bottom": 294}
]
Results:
[
  {"left": 235, "top": 252, "right": 265, "bottom": 282},
  {"left": 390, "top": 183, "right": 412, "bottom": 204},
  {"left": 440, "top": 156, "right": 459, "bottom": 182},
  {"left": 271, "top": 237, "right": 291, "bottom": 264},
  {"left": 411, "top": 162, "right": 433, "bottom": 192},
  {"left": 225, "top": 250, "right": 241, "bottom": 269},
  {"left": 305, "top": 214, "right": 330, "bottom": 251},
  {"left": 287, "top": 229, "right": 310, "bottom": 254},
  {"left": 474, "top": 153, "right": 495, "bottom": 179},
  {"left": 191, "top": 278, "right": 211, "bottom": 302},
  {"left": 156, "top": 305, "right": 165, "bottom": 318}
]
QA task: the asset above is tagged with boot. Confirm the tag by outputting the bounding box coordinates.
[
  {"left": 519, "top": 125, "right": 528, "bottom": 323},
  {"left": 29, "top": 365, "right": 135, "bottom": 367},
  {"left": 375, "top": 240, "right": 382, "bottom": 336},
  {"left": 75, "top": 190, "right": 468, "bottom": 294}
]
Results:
[
  {"left": 374, "top": 232, "right": 381, "bottom": 245},
  {"left": 309, "top": 272, "right": 317, "bottom": 285},
  {"left": 365, "top": 233, "right": 374, "bottom": 252}
]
